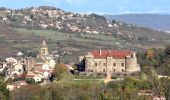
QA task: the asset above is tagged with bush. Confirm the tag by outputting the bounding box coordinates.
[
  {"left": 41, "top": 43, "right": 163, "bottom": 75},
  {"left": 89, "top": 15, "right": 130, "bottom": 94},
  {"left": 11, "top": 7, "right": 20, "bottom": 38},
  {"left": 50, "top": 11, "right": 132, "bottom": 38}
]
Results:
[{"left": 53, "top": 63, "right": 74, "bottom": 81}]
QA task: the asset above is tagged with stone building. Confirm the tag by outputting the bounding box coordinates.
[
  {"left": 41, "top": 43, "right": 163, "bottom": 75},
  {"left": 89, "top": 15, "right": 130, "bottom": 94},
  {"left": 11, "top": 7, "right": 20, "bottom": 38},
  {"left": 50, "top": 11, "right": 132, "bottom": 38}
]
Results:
[
  {"left": 24, "top": 40, "right": 55, "bottom": 71},
  {"left": 79, "top": 50, "right": 140, "bottom": 74},
  {"left": 38, "top": 40, "right": 49, "bottom": 61}
]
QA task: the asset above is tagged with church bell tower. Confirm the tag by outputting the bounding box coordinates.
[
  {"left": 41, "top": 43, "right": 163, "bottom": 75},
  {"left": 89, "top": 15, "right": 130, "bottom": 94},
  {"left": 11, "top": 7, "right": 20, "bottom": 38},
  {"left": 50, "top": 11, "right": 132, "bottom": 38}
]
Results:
[{"left": 40, "top": 40, "right": 49, "bottom": 58}]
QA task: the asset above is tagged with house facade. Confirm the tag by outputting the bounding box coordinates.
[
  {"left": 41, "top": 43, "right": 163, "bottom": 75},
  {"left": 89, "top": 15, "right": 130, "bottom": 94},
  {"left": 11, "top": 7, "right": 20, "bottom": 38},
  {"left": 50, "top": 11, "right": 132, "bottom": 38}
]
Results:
[{"left": 79, "top": 50, "right": 140, "bottom": 73}]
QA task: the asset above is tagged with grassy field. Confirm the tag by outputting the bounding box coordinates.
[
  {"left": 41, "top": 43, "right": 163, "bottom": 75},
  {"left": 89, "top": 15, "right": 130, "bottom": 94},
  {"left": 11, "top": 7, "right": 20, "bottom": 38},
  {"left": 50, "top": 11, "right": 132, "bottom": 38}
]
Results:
[
  {"left": 13, "top": 28, "right": 122, "bottom": 46},
  {"left": 0, "top": 28, "right": 125, "bottom": 61},
  {"left": 13, "top": 28, "right": 71, "bottom": 41}
]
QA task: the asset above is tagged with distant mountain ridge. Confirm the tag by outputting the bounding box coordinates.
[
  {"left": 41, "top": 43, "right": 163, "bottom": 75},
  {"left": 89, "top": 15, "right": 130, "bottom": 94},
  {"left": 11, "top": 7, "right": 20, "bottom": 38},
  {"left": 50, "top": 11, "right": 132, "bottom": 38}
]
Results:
[{"left": 104, "top": 14, "right": 170, "bottom": 31}]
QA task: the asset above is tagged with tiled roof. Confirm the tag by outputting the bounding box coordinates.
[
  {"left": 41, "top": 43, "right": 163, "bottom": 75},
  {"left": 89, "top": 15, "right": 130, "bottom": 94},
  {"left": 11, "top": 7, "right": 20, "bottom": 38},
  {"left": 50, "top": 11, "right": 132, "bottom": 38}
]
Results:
[
  {"left": 34, "top": 58, "right": 45, "bottom": 63},
  {"left": 34, "top": 69, "right": 53, "bottom": 73},
  {"left": 90, "top": 50, "right": 133, "bottom": 59},
  {"left": 26, "top": 74, "right": 35, "bottom": 78},
  {"left": 34, "top": 64, "right": 43, "bottom": 66}
]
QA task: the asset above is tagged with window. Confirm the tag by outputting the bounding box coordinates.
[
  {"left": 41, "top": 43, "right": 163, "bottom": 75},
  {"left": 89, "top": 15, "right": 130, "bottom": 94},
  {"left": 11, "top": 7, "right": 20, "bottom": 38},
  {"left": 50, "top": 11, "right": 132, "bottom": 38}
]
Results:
[
  {"left": 90, "top": 70, "right": 94, "bottom": 72},
  {"left": 43, "top": 49, "right": 45, "bottom": 51},
  {"left": 95, "top": 63, "right": 97, "bottom": 66},
  {"left": 121, "top": 63, "right": 125, "bottom": 66},
  {"left": 122, "top": 69, "right": 125, "bottom": 72},
  {"left": 113, "top": 69, "right": 116, "bottom": 72},
  {"left": 103, "top": 63, "right": 106, "bottom": 66},
  {"left": 113, "top": 63, "right": 116, "bottom": 66}
]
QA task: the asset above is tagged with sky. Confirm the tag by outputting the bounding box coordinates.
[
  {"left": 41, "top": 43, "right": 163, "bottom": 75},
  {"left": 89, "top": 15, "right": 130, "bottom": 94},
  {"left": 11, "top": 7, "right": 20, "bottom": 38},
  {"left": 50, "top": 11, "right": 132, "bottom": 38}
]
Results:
[{"left": 0, "top": 0, "right": 170, "bottom": 15}]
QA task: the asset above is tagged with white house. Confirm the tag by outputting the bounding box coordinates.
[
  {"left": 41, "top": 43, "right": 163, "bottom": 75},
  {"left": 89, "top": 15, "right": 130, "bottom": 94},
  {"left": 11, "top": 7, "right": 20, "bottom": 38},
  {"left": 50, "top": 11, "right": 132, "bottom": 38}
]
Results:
[{"left": 33, "top": 76, "right": 42, "bottom": 83}]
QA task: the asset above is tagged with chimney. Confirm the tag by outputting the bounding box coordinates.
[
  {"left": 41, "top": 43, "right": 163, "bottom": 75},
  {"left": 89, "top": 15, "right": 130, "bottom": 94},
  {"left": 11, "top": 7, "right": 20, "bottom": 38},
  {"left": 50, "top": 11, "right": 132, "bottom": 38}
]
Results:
[
  {"left": 133, "top": 52, "right": 136, "bottom": 57},
  {"left": 99, "top": 50, "right": 102, "bottom": 56}
]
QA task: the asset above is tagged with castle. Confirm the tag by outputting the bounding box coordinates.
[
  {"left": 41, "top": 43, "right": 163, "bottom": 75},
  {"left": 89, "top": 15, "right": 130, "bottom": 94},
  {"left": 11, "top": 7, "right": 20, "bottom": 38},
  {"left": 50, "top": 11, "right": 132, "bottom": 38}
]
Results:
[{"left": 79, "top": 50, "right": 140, "bottom": 74}]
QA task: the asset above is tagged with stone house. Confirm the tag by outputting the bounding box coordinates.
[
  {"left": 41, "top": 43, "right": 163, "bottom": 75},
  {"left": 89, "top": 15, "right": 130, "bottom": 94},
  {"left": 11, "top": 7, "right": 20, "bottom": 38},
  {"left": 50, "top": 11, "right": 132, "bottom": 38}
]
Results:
[{"left": 79, "top": 50, "right": 140, "bottom": 74}]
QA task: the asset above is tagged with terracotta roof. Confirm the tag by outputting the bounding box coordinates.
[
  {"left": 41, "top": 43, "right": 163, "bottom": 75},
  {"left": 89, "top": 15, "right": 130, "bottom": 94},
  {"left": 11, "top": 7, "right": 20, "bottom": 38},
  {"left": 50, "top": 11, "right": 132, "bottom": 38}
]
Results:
[
  {"left": 34, "top": 69, "right": 53, "bottom": 73},
  {"left": 34, "top": 64, "right": 43, "bottom": 66},
  {"left": 90, "top": 50, "right": 133, "bottom": 59},
  {"left": 26, "top": 74, "right": 35, "bottom": 78}
]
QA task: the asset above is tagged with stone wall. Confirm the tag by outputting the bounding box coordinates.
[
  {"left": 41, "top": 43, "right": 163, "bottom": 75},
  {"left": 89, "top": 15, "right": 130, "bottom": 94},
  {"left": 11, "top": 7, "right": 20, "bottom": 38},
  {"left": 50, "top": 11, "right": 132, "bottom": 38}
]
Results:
[
  {"left": 85, "top": 57, "right": 126, "bottom": 73},
  {"left": 125, "top": 53, "right": 140, "bottom": 72},
  {"left": 24, "top": 57, "right": 36, "bottom": 71},
  {"left": 84, "top": 52, "right": 140, "bottom": 74}
]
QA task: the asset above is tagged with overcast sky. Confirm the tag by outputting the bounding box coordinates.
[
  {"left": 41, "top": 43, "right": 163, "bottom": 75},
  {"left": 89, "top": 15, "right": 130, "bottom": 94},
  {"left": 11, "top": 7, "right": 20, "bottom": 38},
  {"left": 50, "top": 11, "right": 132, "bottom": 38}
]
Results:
[{"left": 0, "top": 0, "right": 170, "bottom": 15}]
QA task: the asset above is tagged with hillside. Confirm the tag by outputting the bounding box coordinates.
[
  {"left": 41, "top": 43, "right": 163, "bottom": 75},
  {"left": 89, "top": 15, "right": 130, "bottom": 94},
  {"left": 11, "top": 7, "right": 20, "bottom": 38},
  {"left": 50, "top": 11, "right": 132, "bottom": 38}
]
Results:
[
  {"left": 104, "top": 14, "right": 170, "bottom": 32},
  {"left": 0, "top": 6, "right": 170, "bottom": 62}
]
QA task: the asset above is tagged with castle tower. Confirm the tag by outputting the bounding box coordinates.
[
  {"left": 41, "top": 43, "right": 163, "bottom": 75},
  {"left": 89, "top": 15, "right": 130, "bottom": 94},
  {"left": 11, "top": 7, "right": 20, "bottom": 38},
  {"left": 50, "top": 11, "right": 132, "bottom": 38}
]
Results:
[
  {"left": 125, "top": 52, "right": 140, "bottom": 73},
  {"left": 39, "top": 40, "right": 49, "bottom": 60},
  {"left": 85, "top": 52, "right": 93, "bottom": 72}
]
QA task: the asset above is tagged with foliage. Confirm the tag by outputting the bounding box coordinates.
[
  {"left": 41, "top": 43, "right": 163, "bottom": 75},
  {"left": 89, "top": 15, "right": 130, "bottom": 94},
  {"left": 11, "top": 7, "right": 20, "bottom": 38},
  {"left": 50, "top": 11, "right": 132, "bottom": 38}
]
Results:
[
  {"left": 53, "top": 63, "right": 74, "bottom": 81},
  {"left": 0, "top": 76, "right": 10, "bottom": 99},
  {"left": 26, "top": 78, "right": 36, "bottom": 84},
  {"left": 146, "top": 49, "right": 154, "bottom": 59},
  {"left": 74, "top": 75, "right": 103, "bottom": 79},
  {"left": 140, "top": 72, "right": 148, "bottom": 81},
  {"left": 53, "top": 63, "right": 68, "bottom": 77},
  {"left": 138, "top": 46, "right": 170, "bottom": 76},
  {"left": 0, "top": 92, "right": 6, "bottom": 100}
]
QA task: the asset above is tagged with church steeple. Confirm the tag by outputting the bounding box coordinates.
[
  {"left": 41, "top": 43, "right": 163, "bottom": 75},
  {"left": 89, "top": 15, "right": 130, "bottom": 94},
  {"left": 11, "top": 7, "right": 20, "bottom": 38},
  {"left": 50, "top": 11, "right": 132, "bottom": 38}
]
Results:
[{"left": 39, "top": 40, "right": 49, "bottom": 60}]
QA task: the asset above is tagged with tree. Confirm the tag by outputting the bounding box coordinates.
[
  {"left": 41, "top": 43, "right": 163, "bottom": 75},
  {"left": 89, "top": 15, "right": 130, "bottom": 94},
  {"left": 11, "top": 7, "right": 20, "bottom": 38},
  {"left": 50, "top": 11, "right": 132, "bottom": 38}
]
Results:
[
  {"left": 53, "top": 63, "right": 68, "bottom": 77},
  {"left": 140, "top": 72, "right": 148, "bottom": 81},
  {"left": 0, "top": 92, "right": 6, "bottom": 100},
  {"left": 165, "top": 45, "right": 170, "bottom": 58},
  {"left": 160, "top": 78, "right": 170, "bottom": 100},
  {"left": 0, "top": 76, "right": 10, "bottom": 99},
  {"left": 53, "top": 63, "right": 74, "bottom": 81},
  {"left": 146, "top": 49, "right": 154, "bottom": 59}
]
